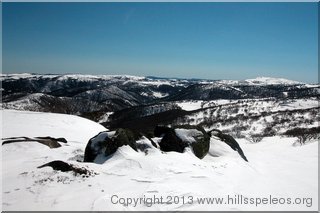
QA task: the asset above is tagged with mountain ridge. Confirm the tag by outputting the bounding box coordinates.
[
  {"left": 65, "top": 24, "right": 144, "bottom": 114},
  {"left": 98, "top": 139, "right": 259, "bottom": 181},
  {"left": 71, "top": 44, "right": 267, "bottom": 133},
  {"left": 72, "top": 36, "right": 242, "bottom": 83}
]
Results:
[
  {"left": 0, "top": 73, "right": 311, "bottom": 85},
  {"left": 1, "top": 73, "right": 319, "bottom": 139}
]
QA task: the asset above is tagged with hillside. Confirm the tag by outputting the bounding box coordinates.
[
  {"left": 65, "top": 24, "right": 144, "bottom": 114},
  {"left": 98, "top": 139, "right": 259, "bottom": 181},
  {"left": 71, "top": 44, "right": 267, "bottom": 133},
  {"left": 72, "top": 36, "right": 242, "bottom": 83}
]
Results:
[
  {"left": 1, "top": 110, "right": 318, "bottom": 211},
  {"left": 1, "top": 74, "right": 319, "bottom": 137}
]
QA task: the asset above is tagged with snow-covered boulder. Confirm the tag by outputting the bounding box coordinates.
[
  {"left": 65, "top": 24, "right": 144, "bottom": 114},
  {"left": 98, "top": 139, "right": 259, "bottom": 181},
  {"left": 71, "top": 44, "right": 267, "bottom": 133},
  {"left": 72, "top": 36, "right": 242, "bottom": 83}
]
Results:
[
  {"left": 2, "top": 136, "right": 67, "bottom": 148},
  {"left": 209, "top": 129, "right": 248, "bottom": 161},
  {"left": 154, "top": 125, "right": 210, "bottom": 159},
  {"left": 84, "top": 131, "right": 111, "bottom": 162},
  {"left": 84, "top": 128, "right": 150, "bottom": 163}
]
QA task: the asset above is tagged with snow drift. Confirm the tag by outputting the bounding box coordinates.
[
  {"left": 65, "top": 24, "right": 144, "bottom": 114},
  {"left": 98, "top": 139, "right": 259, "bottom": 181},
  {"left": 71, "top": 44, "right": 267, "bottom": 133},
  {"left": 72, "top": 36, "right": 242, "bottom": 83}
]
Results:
[{"left": 1, "top": 110, "right": 318, "bottom": 211}]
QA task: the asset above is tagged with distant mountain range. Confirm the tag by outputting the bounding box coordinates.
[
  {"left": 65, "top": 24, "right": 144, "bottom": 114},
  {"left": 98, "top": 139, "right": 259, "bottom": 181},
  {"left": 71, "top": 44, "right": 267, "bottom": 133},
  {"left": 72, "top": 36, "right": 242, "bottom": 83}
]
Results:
[{"left": 1, "top": 73, "right": 319, "bottom": 137}]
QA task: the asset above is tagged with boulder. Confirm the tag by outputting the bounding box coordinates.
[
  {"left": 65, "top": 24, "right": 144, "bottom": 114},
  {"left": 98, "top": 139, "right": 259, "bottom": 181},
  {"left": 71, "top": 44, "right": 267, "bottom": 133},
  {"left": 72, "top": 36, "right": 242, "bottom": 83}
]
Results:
[
  {"left": 155, "top": 125, "right": 210, "bottom": 159},
  {"left": 38, "top": 160, "right": 74, "bottom": 172},
  {"left": 84, "top": 131, "right": 111, "bottom": 162},
  {"left": 158, "top": 127, "right": 188, "bottom": 153},
  {"left": 38, "top": 160, "right": 95, "bottom": 176},
  {"left": 84, "top": 128, "right": 144, "bottom": 163},
  {"left": 2, "top": 136, "right": 67, "bottom": 148},
  {"left": 112, "top": 128, "right": 141, "bottom": 151},
  {"left": 154, "top": 126, "right": 172, "bottom": 137},
  {"left": 208, "top": 129, "right": 248, "bottom": 162}
]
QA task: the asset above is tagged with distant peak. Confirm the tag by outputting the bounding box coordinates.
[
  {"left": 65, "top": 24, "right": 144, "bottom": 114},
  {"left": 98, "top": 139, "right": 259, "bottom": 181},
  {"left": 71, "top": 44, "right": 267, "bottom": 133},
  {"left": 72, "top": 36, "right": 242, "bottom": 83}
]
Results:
[{"left": 244, "top": 76, "right": 303, "bottom": 85}]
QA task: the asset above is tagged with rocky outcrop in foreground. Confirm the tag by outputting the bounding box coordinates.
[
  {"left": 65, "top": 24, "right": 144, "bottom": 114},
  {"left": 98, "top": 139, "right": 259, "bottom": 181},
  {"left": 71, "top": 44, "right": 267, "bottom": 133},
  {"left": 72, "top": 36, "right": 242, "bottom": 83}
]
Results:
[
  {"left": 84, "top": 128, "right": 151, "bottom": 163},
  {"left": 38, "top": 160, "right": 97, "bottom": 177},
  {"left": 2, "top": 136, "right": 67, "bottom": 148},
  {"left": 84, "top": 125, "right": 248, "bottom": 163},
  {"left": 154, "top": 125, "right": 210, "bottom": 159},
  {"left": 208, "top": 129, "right": 248, "bottom": 162}
]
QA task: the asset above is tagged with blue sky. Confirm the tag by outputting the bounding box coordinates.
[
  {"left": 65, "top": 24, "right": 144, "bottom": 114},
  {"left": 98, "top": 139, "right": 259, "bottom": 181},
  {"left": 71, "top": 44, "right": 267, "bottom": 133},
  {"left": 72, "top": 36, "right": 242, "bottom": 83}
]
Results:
[{"left": 2, "top": 3, "right": 318, "bottom": 83}]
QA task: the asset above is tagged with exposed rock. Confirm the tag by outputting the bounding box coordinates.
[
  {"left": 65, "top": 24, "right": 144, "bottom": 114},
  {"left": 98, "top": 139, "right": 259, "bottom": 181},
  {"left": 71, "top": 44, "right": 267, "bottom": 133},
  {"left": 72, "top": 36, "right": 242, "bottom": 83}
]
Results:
[
  {"left": 1, "top": 136, "right": 67, "bottom": 148},
  {"left": 37, "top": 160, "right": 96, "bottom": 176},
  {"left": 38, "top": 160, "right": 73, "bottom": 172},
  {"left": 158, "top": 127, "right": 188, "bottom": 153},
  {"left": 83, "top": 128, "right": 144, "bottom": 163},
  {"left": 112, "top": 128, "right": 141, "bottom": 152},
  {"left": 208, "top": 129, "right": 248, "bottom": 162},
  {"left": 84, "top": 126, "right": 246, "bottom": 162},
  {"left": 154, "top": 126, "right": 172, "bottom": 137},
  {"left": 36, "top": 137, "right": 68, "bottom": 143},
  {"left": 84, "top": 131, "right": 111, "bottom": 162},
  {"left": 155, "top": 125, "right": 210, "bottom": 159}
]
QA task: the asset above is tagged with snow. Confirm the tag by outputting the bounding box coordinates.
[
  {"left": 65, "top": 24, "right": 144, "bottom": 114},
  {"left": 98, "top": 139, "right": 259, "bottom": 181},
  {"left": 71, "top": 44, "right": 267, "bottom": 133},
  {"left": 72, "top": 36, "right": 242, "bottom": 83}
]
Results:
[
  {"left": 152, "top": 91, "right": 169, "bottom": 98},
  {"left": 1, "top": 74, "right": 312, "bottom": 88},
  {"left": 276, "top": 99, "right": 318, "bottom": 111},
  {"left": 90, "top": 131, "right": 109, "bottom": 149},
  {"left": 1, "top": 93, "right": 47, "bottom": 111},
  {"left": 98, "top": 112, "right": 114, "bottom": 123},
  {"left": 0, "top": 73, "right": 59, "bottom": 80},
  {"left": 141, "top": 91, "right": 169, "bottom": 98},
  {"left": 57, "top": 74, "right": 146, "bottom": 82},
  {"left": 244, "top": 76, "right": 303, "bottom": 85},
  {"left": 183, "top": 97, "right": 319, "bottom": 136},
  {"left": 135, "top": 136, "right": 155, "bottom": 148},
  {"left": 0, "top": 73, "right": 146, "bottom": 82},
  {"left": 1, "top": 110, "right": 318, "bottom": 211},
  {"left": 176, "top": 101, "right": 204, "bottom": 111},
  {"left": 138, "top": 80, "right": 172, "bottom": 86},
  {"left": 176, "top": 100, "right": 241, "bottom": 111},
  {"left": 215, "top": 77, "right": 304, "bottom": 86},
  {"left": 1, "top": 110, "right": 107, "bottom": 146},
  {"left": 175, "top": 128, "right": 203, "bottom": 144}
]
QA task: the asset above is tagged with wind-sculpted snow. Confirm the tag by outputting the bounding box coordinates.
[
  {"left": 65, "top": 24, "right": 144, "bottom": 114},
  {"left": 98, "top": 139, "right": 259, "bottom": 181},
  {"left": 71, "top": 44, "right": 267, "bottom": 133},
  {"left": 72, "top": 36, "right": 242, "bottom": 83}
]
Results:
[
  {"left": 1, "top": 74, "right": 319, "bottom": 211},
  {"left": 1, "top": 110, "right": 318, "bottom": 211},
  {"left": 175, "top": 128, "right": 203, "bottom": 144}
]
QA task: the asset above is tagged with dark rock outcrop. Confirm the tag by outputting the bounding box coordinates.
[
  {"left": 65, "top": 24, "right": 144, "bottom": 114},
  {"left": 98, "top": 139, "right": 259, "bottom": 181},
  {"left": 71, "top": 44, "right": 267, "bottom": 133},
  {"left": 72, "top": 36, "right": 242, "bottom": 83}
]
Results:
[
  {"left": 38, "top": 160, "right": 73, "bottom": 172},
  {"left": 1, "top": 136, "right": 67, "bottom": 148},
  {"left": 155, "top": 125, "right": 210, "bottom": 159},
  {"left": 112, "top": 128, "right": 141, "bottom": 152},
  {"left": 208, "top": 129, "right": 248, "bottom": 162},
  {"left": 84, "top": 132, "right": 110, "bottom": 162},
  {"left": 84, "top": 128, "right": 144, "bottom": 163},
  {"left": 154, "top": 126, "right": 172, "bottom": 137},
  {"left": 84, "top": 126, "right": 246, "bottom": 163},
  {"left": 156, "top": 126, "right": 188, "bottom": 153},
  {"left": 35, "top": 137, "right": 68, "bottom": 143},
  {"left": 37, "top": 160, "right": 95, "bottom": 176}
]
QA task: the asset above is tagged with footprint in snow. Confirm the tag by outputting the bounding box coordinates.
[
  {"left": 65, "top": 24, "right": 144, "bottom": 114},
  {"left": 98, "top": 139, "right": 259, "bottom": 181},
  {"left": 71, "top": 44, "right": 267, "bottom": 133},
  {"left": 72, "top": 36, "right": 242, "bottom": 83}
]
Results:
[
  {"left": 131, "top": 178, "right": 154, "bottom": 183},
  {"left": 167, "top": 169, "right": 189, "bottom": 174},
  {"left": 190, "top": 175, "right": 207, "bottom": 178},
  {"left": 19, "top": 171, "right": 28, "bottom": 176}
]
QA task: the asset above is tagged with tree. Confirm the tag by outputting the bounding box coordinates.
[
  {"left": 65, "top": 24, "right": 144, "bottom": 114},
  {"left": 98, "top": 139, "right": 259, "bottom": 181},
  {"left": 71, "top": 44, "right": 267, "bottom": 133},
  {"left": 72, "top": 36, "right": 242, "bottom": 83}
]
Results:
[{"left": 248, "top": 135, "right": 263, "bottom": 143}]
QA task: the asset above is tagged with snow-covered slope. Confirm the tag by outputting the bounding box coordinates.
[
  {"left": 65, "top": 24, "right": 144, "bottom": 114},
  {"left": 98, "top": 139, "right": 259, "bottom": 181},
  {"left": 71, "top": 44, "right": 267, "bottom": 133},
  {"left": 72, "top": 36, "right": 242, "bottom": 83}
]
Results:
[
  {"left": 2, "top": 74, "right": 319, "bottom": 124},
  {"left": 244, "top": 77, "right": 303, "bottom": 85},
  {"left": 174, "top": 98, "right": 319, "bottom": 136},
  {"left": 1, "top": 110, "right": 107, "bottom": 144},
  {"left": 215, "top": 76, "right": 304, "bottom": 85},
  {"left": 1, "top": 110, "right": 318, "bottom": 211}
]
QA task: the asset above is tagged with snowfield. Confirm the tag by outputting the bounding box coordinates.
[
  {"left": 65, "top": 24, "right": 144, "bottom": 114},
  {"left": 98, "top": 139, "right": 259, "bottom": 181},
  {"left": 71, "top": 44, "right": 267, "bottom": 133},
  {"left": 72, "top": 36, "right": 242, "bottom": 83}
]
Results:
[
  {"left": 243, "top": 76, "right": 303, "bottom": 85},
  {"left": 176, "top": 98, "right": 319, "bottom": 113},
  {"left": 1, "top": 110, "right": 318, "bottom": 211}
]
